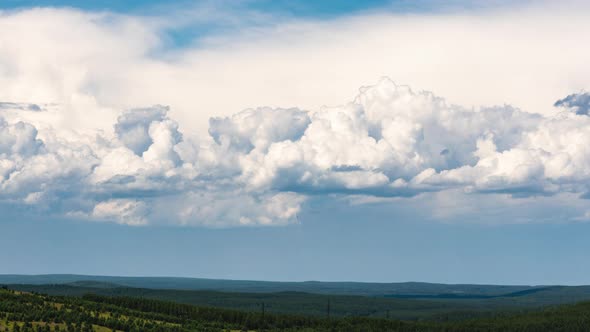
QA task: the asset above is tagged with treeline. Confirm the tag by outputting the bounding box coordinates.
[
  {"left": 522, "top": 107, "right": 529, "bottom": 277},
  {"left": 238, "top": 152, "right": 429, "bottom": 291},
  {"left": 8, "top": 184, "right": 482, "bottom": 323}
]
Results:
[
  {"left": 3, "top": 286, "right": 590, "bottom": 331},
  {"left": 84, "top": 293, "right": 590, "bottom": 332},
  {"left": 81, "top": 293, "right": 413, "bottom": 331},
  {"left": 1, "top": 287, "right": 404, "bottom": 331},
  {"left": 6, "top": 283, "right": 467, "bottom": 320},
  {"left": 0, "top": 289, "right": 219, "bottom": 332}
]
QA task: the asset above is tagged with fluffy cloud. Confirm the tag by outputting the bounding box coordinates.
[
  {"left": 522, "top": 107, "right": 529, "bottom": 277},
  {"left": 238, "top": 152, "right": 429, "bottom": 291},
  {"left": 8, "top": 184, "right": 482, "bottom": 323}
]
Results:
[
  {"left": 0, "top": 117, "right": 43, "bottom": 157},
  {"left": 209, "top": 107, "right": 310, "bottom": 153},
  {"left": 3, "top": 77, "right": 590, "bottom": 226},
  {"left": 0, "top": 115, "right": 97, "bottom": 204},
  {"left": 115, "top": 106, "right": 172, "bottom": 156},
  {"left": 237, "top": 79, "right": 541, "bottom": 197},
  {"left": 2, "top": 3, "right": 590, "bottom": 227},
  {"left": 0, "top": 101, "right": 307, "bottom": 226},
  {"left": 2, "top": 3, "right": 590, "bottom": 137},
  {"left": 420, "top": 113, "right": 590, "bottom": 196}
]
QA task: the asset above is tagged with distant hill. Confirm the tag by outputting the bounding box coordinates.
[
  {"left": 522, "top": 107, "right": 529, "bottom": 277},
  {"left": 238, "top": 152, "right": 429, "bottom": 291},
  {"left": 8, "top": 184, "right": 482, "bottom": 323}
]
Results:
[
  {"left": 5, "top": 274, "right": 590, "bottom": 321},
  {"left": 0, "top": 274, "right": 544, "bottom": 296}
]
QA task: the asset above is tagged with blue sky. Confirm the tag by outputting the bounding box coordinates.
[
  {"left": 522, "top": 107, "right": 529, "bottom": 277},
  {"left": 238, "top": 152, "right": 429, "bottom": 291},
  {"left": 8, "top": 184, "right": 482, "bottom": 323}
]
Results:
[
  {"left": 1, "top": 0, "right": 590, "bottom": 285},
  {"left": 0, "top": 1, "right": 504, "bottom": 47},
  {"left": 0, "top": 0, "right": 425, "bottom": 49},
  {"left": 1, "top": 0, "right": 412, "bottom": 14},
  {"left": 2, "top": 0, "right": 389, "bottom": 52},
  {"left": 4, "top": 198, "right": 590, "bottom": 285}
]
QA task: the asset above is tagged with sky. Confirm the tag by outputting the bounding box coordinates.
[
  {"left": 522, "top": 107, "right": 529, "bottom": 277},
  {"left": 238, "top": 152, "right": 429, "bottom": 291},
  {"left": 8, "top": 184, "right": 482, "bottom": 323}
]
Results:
[{"left": 1, "top": 0, "right": 590, "bottom": 284}]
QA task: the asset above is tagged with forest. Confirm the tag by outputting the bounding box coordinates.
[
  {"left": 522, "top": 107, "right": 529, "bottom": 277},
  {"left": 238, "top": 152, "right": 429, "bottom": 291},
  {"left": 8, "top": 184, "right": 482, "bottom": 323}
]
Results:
[{"left": 2, "top": 286, "right": 590, "bottom": 332}]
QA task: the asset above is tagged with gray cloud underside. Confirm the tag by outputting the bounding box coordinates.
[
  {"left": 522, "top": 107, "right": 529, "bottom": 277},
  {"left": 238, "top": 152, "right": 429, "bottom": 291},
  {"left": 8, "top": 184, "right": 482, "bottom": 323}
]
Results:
[
  {"left": 1, "top": 78, "right": 589, "bottom": 226},
  {"left": 554, "top": 92, "right": 590, "bottom": 116}
]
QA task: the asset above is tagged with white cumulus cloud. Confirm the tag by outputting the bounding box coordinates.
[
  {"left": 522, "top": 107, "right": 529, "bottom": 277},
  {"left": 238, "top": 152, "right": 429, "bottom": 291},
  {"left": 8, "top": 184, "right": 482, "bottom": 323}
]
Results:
[
  {"left": 2, "top": 77, "right": 590, "bottom": 226},
  {"left": 2, "top": 3, "right": 590, "bottom": 226}
]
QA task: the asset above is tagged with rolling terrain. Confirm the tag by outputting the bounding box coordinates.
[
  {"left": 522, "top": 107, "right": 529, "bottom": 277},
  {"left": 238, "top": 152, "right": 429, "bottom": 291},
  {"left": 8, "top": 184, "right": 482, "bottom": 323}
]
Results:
[
  {"left": 4, "top": 278, "right": 590, "bottom": 321},
  {"left": 0, "top": 274, "right": 556, "bottom": 297},
  {"left": 3, "top": 286, "right": 590, "bottom": 331},
  {"left": 0, "top": 274, "right": 550, "bottom": 296},
  {"left": 4, "top": 275, "right": 590, "bottom": 325}
]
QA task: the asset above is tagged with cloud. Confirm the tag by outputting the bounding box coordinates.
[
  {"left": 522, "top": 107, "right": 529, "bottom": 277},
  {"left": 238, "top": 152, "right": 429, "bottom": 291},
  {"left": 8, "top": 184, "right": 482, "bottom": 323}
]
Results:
[
  {"left": 1, "top": 3, "right": 590, "bottom": 136},
  {"left": 554, "top": 92, "right": 590, "bottom": 116},
  {"left": 2, "top": 76, "right": 590, "bottom": 226},
  {"left": 0, "top": 100, "right": 308, "bottom": 226},
  {"left": 0, "top": 102, "right": 42, "bottom": 111},
  {"left": 172, "top": 191, "right": 305, "bottom": 227},
  {"left": 115, "top": 106, "right": 171, "bottom": 155},
  {"left": 0, "top": 117, "right": 44, "bottom": 157},
  {"left": 90, "top": 199, "right": 149, "bottom": 226},
  {"left": 236, "top": 79, "right": 541, "bottom": 197},
  {"left": 1, "top": 3, "right": 590, "bottom": 226},
  {"left": 209, "top": 107, "right": 310, "bottom": 153},
  {"left": 420, "top": 111, "right": 590, "bottom": 197}
]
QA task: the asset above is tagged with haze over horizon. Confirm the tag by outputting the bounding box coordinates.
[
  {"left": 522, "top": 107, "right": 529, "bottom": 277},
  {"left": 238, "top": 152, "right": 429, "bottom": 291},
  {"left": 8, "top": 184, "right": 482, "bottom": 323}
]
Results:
[
  {"left": 1, "top": 0, "right": 590, "bottom": 285},
  {"left": 0, "top": 273, "right": 574, "bottom": 287}
]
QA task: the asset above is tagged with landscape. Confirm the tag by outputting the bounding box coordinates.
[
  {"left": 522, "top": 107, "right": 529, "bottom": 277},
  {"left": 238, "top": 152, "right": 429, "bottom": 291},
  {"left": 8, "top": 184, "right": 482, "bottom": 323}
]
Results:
[
  {"left": 2, "top": 0, "right": 590, "bottom": 331},
  {"left": 2, "top": 275, "right": 590, "bottom": 331}
]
